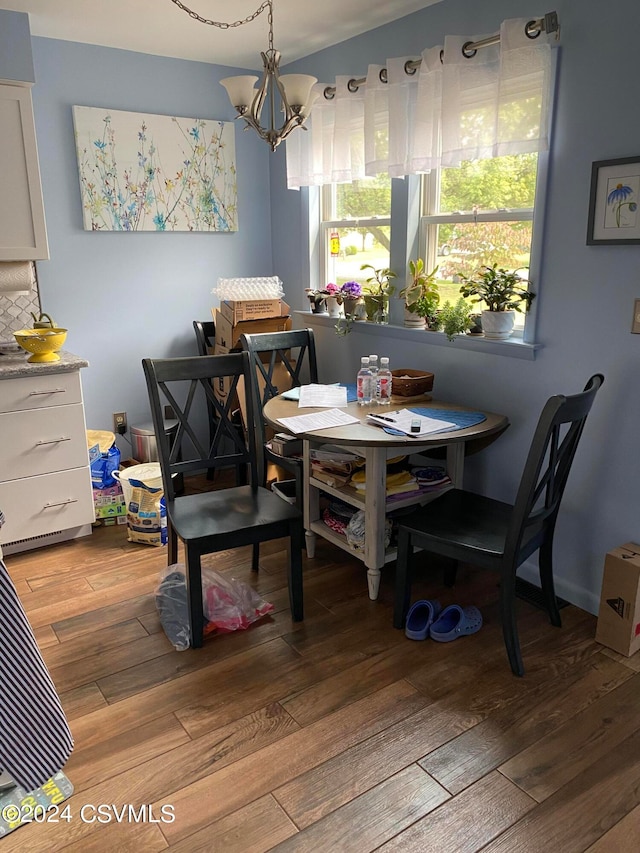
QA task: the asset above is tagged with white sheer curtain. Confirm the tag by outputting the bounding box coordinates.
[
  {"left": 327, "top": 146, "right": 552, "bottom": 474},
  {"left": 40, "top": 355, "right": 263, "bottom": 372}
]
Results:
[{"left": 286, "top": 17, "right": 556, "bottom": 188}]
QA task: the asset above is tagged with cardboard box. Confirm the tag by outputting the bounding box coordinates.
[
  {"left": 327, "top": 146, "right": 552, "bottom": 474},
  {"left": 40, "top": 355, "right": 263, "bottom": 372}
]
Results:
[
  {"left": 595, "top": 542, "right": 640, "bottom": 657},
  {"left": 211, "top": 309, "right": 292, "bottom": 406},
  {"left": 219, "top": 299, "right": 289, "bottom": 325},
  {"left": 212, "top": 308, "right": 292, "bottom": 354}
]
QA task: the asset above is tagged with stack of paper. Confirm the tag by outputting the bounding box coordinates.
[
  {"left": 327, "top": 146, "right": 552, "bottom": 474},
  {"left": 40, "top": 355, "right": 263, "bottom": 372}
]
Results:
[{"left": 366, "top": 409, "right": 456, "bottom": 437}]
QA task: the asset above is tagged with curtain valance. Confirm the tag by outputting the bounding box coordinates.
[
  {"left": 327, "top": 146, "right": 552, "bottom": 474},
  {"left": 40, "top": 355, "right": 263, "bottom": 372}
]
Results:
[{"left": 286, "top": 17, "right": 557, "bottom": 189}]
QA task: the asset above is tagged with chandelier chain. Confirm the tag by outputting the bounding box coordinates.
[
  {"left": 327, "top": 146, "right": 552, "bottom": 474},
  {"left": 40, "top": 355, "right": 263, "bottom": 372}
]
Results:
[{"left": 169, "top": 0, "right": 272, "bottom": 34}]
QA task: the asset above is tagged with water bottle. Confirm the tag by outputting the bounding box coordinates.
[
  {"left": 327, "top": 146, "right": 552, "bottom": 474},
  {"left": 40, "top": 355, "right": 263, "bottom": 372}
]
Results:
[
  {"left": 356, "top": 357, "right": 373, "bottom": 405},
  {"left": 368, "top": 355, "right": 379, "bottom": 403},
  {"left": 378, "top": 357, "right": 392, "bottom": 405}
]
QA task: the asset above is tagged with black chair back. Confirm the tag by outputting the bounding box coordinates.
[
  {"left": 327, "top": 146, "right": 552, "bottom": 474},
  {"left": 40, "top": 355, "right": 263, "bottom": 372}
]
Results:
[
  {"left": 240, "top": 329, "right": 318, "bottom": 409},
  {"left": 193, "top": 320, "right": 215, "bottom": 356},
  {"left": 142, "top": 352, "right": 260, "bottom": 501},
  {"left": 508, "top": 373, "right": 604, "bottom": 563}
]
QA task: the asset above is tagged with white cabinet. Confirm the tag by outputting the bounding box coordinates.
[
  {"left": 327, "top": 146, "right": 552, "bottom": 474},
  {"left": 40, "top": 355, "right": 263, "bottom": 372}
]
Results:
[
  {"left": 0, "top": 369, "right": 94, "bottom": 554},
  {"left": 0, "top": 83, "right": 49, "bottom": 260}
]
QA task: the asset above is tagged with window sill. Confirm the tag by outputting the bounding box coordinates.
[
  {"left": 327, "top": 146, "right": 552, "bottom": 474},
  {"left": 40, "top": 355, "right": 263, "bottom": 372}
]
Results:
[{"left": 296, "top": 311, "right": 541, "bottom": 361}]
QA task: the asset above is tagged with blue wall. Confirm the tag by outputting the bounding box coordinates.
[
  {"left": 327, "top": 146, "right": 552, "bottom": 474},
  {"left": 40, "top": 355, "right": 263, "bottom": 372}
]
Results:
[
  {"left": 272, "top": 0, "right": 640, "bottom": 611},
  {"left": 24, "top": 33, "right": 275, "bottom": 442},
  {"left": 6, "top": 0, "right": 640, "bottom": 611}
]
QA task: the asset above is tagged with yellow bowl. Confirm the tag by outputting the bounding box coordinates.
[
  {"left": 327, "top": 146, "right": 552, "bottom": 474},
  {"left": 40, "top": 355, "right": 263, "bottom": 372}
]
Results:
[{"left": 14, "top": 328, "right": 68, "bottom": 363}]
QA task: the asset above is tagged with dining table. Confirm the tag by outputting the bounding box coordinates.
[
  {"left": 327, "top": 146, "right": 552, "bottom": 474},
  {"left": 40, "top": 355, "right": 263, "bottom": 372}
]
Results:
[{"left": 263, "top": 393, "right": 509, "bottom": 600}]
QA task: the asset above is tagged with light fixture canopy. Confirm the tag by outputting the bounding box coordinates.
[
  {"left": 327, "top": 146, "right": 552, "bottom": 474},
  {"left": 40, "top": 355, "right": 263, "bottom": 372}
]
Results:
[{"left": 171, "top": 0, "right": 317, "bottom": 151}]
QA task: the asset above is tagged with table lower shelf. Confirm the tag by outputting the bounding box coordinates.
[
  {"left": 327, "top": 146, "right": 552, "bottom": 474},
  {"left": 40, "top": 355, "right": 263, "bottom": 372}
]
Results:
[{"left": 308, "top": 520, "right": 398, "bottom": 565}]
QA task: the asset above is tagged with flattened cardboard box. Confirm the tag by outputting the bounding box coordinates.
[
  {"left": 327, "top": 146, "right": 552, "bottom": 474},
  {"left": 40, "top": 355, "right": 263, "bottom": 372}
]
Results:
[
  {"left": 220, "top": 298, "right": 289, "bottom": 324},
  {"left": 595, "top": 542, "right": 640, "bottom": 657}
]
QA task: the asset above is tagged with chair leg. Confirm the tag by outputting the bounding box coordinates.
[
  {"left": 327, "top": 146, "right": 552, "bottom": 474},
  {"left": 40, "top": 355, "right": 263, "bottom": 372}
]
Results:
[
  {"left": 500, "top": 570, "right": 524, "bottom": 677},
  {"left": 288, "top": 520, "right": 304, "bottom": 621},
  {"left": 252, "top": 543, "right": 260, "bottom": 573},
  {"left": 443, "top": 558, "right": 458, "bottom": 588},
  {"left": 185, "top": 548, "right": 205, "bottom": 649},
  {"left": 168, "top": 520, "right": 179, "bottom": 566},
  {"left": 393, "top": 528, "right": 412, "bottom": 629},
  {"left": 539, "top": 533, "right": 562, "bottom": 627}
]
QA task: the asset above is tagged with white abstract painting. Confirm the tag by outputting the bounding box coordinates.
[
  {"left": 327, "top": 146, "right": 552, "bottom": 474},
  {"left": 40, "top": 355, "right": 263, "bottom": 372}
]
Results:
[{"left": 73, "top": 106, "right": 237, "bottom": 232}]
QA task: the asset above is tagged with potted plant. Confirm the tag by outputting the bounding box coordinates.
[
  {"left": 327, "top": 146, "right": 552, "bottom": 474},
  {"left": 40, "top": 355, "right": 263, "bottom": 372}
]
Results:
[
  {"left": 459, "top": 264, "right": 535, "bottom": 340},
  {"left": 334, "top": 280, "right": 365, "bottom": 336},
  {"left": 439, "top": 297, "right": 473, "bottom": 341},
  {"left": 305, "top": 284, "right": 344, "bottom": 316},
  {"left": 415, "top": 293, "right": 443, "bottom": 331},
  {"left": 399, "top": 259, "right": 439, "bottom": 328},
  {"left": 361, "top": 263, "right": 396, "bottom": 324},
  {"left": 339, "top": 280, "right": 363, "bottom": 318}
]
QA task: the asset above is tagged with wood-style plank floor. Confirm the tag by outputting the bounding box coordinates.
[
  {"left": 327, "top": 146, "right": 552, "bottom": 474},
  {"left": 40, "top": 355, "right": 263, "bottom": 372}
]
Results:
[{"left": 3, "top": 475, "right": 640, "bottom": 851}]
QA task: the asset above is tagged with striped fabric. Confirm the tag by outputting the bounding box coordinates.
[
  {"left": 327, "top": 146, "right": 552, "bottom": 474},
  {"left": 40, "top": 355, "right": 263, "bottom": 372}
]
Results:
[{"left": 0, "top": 556, "right": 74, "bottom": 790}]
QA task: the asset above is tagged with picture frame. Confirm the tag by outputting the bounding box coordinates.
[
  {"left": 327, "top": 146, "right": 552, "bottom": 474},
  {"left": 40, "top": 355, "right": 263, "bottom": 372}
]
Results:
[{"left": 587, "top": 156, "right": 640, "bottom": 245}]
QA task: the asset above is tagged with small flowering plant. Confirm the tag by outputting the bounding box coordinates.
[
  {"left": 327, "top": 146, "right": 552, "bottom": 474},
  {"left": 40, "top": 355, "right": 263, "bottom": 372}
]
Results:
[{"left": 339, "top": 280, "right": 362, "bottom": 299}]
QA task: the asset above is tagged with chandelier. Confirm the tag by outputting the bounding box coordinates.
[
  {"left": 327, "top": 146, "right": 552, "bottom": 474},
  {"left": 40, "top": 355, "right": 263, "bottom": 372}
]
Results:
[{"left": 170, "top": 0, "right": 318, "bottom": 151}]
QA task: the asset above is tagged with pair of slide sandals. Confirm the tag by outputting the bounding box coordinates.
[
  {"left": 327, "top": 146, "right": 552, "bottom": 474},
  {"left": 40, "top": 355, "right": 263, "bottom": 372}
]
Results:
[{"left": 405, "top": 599, "right": 482, "bottom": 642}]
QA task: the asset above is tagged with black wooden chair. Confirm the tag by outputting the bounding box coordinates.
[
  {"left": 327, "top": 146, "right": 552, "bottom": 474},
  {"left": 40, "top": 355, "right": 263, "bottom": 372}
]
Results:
[
  {"left": 240, "top": 328, "right": 317, "bottom": 489},
  {"left": 193, "top": 319, "right": 247, "bottom": 485},
  {"left": 142, "top": 352, "right": 304, "bottom": 648},
  {"left": 240, "top": 329, "right": 318, "bottom": 566},
  {"left": 393, "top": 374, "right": 605, "bottom": 676}
]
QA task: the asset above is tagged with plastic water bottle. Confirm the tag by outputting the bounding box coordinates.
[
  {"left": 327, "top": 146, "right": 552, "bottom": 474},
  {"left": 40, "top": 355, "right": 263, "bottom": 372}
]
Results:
[
  {"left": 356, "top": 357, "right": 373, "bottom": 405},
  {"left": 368, "top": 355, "right": 379, "bottom": 403},
  {"left": 378, "top": 357, "right": 392, "bottom": 405}
]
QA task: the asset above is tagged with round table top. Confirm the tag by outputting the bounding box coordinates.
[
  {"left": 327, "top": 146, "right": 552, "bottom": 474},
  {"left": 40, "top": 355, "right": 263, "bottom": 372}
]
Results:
[{"left": 263, "top": 395, "right": 509, "bottom": 450}]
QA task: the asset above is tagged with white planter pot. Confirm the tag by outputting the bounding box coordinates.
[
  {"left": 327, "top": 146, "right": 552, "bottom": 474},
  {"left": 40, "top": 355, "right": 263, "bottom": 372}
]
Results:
[
  {"left": 404, "top": 305, "right": 426, "bottom": 328},
  {"left": 481, "top": 309, "right": 515, "bottom": 340},
  {"left": 326, "top": 296, "right": 342, "bottom": 318}
]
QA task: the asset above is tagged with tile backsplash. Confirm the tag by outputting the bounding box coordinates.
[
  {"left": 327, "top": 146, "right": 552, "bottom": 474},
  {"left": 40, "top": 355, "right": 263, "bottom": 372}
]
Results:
[{"left": 0, "top": 283, "right": 41, "bottom": 342}]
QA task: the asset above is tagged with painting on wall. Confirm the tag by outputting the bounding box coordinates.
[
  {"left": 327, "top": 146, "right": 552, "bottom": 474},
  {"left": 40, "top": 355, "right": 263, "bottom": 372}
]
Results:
[
  {"left": 587, "top": 156, "right": 640, "bottom": 245},
  {"left": 72, "top": 106, "right": 237, "bottom": 232}
]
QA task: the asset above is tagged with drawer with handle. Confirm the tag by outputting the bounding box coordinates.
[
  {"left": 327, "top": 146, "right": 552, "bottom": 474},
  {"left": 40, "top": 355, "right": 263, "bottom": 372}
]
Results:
[
  {"left": 0, "top": 404, "right": 89, "bottom": 480},
  {"left": 0, "top": 370, "right": 82, "bottom": 413},
  {"left": 0, "top": 466, "right": 95, "bottom": 545}
]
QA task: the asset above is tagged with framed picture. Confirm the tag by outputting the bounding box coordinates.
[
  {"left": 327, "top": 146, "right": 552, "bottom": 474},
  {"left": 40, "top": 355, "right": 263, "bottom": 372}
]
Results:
[
  {"left": 587, "top": 156, "right": 640, "bottom": 245},
  {"left": 72, "top": 106, "right": 237, "bottom": 232}
]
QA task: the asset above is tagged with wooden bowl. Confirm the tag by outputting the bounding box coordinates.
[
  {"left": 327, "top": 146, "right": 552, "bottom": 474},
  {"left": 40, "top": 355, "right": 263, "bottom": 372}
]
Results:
[{"left": 391, "top": 368, "right": 434, "bottom": 397}]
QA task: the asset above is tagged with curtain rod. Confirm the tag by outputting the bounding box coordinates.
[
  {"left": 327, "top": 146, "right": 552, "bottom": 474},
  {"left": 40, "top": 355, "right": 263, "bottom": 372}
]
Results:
[{"left": 322, "top": 11, "right": 559, "bottom": 100}]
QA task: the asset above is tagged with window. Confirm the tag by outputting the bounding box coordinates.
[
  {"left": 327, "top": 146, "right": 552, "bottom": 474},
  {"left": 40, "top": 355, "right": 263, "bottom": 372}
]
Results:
[
  {"left": 321, "top": 175, "right": 391, "bottom": 287},
  {"left": 420, "top": 154, "right": 539, "bottom": 334}
]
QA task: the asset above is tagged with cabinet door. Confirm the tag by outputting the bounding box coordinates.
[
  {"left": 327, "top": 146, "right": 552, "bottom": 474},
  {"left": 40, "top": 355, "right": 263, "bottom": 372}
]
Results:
[{"left": 0, "top": 83, "right": 49, "bottom": 260}]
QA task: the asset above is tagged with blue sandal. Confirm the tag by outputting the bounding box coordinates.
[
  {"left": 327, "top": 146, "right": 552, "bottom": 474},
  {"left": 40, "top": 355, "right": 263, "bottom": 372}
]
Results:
[
  {"left": 429, "top": 604, "right": 482, "bottom": 642},
  {"left": 405, "top": 599, "right": 442, "bottom": 641}
]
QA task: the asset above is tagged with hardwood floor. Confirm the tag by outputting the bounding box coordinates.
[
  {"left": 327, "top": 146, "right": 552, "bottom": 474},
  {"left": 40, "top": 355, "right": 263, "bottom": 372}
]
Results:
[{"left": 3, "top": 476, "right": 640, "bottom": 851}]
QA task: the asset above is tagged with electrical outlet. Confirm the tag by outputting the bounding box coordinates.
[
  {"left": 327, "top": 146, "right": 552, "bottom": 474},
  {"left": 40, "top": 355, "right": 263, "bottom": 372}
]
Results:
[
  {"left": 164, "top": 405, "right": 176, "bottom": 420},
  {"left": 632, "top": 299, "right": 640, "bottom": 334},
  {"left": 113, "top": 411, "right": 127, "bottom": 434}
]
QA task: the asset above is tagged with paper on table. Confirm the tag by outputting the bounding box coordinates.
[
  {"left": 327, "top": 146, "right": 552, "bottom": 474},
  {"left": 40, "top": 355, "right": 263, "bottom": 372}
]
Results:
[
  {"left": 298, "top": 384, "right": 348, "bottom": 408},
  {"left": 366, "top": 408, "right": 456, "bottom": 437},
  {"left": 277, "top": 408, "right": 359, "bottom": 435}
]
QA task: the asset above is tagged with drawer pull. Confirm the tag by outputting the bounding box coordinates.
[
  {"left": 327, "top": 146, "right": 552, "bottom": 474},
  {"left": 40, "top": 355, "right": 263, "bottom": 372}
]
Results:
[
  {"left": 35, "top": 437, "right": 72, "bottom": 446},
  {"left": 28, "top": 388, "right": 67, "bottom": 396},
  {"left": 43, "top": 499, "right": 78, "bottom": 509}
]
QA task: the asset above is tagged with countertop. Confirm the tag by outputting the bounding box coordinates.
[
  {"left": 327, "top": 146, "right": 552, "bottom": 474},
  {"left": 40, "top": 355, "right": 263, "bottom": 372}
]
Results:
[{"left": 0, "top": 350, "right": 89, "bottom": 379}]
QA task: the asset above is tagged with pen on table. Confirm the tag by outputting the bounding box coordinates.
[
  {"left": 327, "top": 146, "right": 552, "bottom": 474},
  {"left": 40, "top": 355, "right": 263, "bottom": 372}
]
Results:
[{"left": 370, "top": 415, "right": 397, "bottom": 423}]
